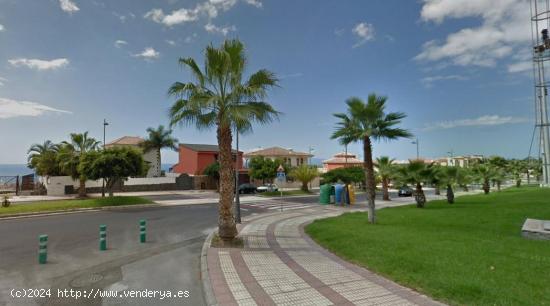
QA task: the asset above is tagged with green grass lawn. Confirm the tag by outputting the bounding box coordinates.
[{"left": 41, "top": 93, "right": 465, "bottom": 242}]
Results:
[
  {"left": 259, "top": 190, "right": 313, "bottom": 197},
  {"left": 0, "top": 196, "right": 154, "bottom": 216},
  {"left": 306, "top": 187, "right": 550, "bottom": 306}
]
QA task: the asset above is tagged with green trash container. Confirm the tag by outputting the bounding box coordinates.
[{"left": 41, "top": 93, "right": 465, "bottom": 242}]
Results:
[{"left": 319, "top": 184, "right": 331, "bottom": 204}]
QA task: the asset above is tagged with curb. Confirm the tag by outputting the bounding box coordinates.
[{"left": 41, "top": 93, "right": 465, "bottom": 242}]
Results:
[
  {"left": 0, "top": 203, "right": 161, "bottom": 220},
  {"left": 200, "top": 229, "right": 218, "bottom": 306}
]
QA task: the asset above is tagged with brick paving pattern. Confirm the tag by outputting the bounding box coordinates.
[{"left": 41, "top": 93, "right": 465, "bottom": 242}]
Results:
[{"left": 206, "top": 205, "right": 446, "bottom": 306}]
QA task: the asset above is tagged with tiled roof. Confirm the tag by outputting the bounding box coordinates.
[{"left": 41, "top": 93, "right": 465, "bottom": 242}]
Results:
[
  {"left": 106, "top": 136, "right": 144, "bottom": 148},
  {"left": 244, "top": 146, "right": 312, "bottom": 157},
  {"left": 323, "top": 152, "right": 363, "bottom": 164},
  {"left": 180, "top": 143, "right": 238, "bottom": 153},
  {"left": 323, "top": 157, "right": 363, "bottom": 164}
]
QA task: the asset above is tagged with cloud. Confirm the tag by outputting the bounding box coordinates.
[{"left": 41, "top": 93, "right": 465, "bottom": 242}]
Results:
[
  {"left": 0, "top": 24, "right": 5, "bottom": 32},
  {"left": 0, "top": 76, "right": 7, "bottom": 86},
  {"left": 133, "top": 47, "right": 160, "bottom": 60},
  {"left": 114, "top": 40, "right": 128, "bottom": 48},
  {"left": 420, "top": 74, "right": 468, "bottom": 87},
  {"left": 59, "top": 0, "right": 79, "bottom": 13},
  {"left": 0, "top": 98, "right": 71, "bottom": 119},
  {"left": 416, "top": 0, "right": 530, "bottom": 70},
  {"left": 352, "top": 22, "right": 375, "bottom": 48},
  {"left": 244, "top": 0, "right": 262, "bottom": 8},
  {"left": 423, "top": 114, "right": 529, "bottom": 131},
  {"left": 166, "top": 40, "right": 176, "bottom": 46},
  {"left": 8, "top": 58, "right": 69, "bottom": 71},
  {"left": 204, "top": 23, "right": 236, "bottom": 36},
  {"left": 508, "top": 60, "right": 532, "bottom": 73},
  {"left": 144, "top": 0, "right": 261, "bottom": 27}
]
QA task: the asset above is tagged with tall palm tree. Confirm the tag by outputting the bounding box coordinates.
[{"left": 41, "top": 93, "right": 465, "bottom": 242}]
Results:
[
  {"left": 332, "top": 95, "right": 411, "bottom": 223},
  {"left": 374, "top": 156, "right": 395, "bottom": 201},
  {"left": 58, "top": 132, "right": 100, "bottom": 198},
  {"left": 27, "top": 140, "right": 61, "bottom": 177},
  {"left": 168, "top": 40, "right": 279, "bottom": 241},
  {"left": 140, "top": 125, "right": 178, "bottom": 177}
]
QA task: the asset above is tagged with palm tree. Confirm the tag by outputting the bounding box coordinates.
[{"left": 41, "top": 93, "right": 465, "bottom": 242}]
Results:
[
  {"left": 426, "top": 164, "right": 443, "bottom": 196},
  {"left": 58, "top": 132, "right": 100, "bottom": 198},
  {"left": 440, "top": 166, "right": 459, "bottom": 204},
  {"left": 332, "top": 95, "right": 411, "bottom": 223},
  {"left": 168, "top": 39, "right": 279, "bottom": 242},
  {"left": 395, "top": 160, "right": 432, "bottom": 208},
  {"left": 374, "top": 156, "right": 395, "bottom": 201},
  {"left": 457, "top": 167, "right": 474, "bottom": 191},
  {"left": 508, "top": 160, "right": 526, "bottom": 188},
  {"left": 140, "top": 125, "right": 178, "bottom": 177},
  {"left": 27, "top": 140, "right": 61, "bottom": 177},
  {"left": 290, "top": 165, "right": 318, "bottom": 192},
  {"left": 472, "top": 163, "right": 495, "bottom": 195}
]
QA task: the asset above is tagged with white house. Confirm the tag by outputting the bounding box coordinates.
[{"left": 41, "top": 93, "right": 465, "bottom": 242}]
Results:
[{"left": 106, "top": 136, "right": 160, "bottom": 177}]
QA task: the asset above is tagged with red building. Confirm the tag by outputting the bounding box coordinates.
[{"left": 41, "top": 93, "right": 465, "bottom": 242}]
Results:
[{"left": 171, "top": 143, "right": 244, "bottom": 175}]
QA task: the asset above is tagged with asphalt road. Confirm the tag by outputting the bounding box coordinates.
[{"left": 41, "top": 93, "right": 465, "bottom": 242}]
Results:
[
  {"left": 0, "top": 203, "right": 263, "bottom": 306},
  {"left": 0, "top": 188, "right": 442, "bottom": 306}
]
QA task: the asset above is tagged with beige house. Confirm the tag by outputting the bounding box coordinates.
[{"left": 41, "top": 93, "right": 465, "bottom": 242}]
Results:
[
  {"left": 322, "top": 152, "right": 364, "bottom": 172},
  {"left": 106, "top": 136, "right": 160, "bottom": 177},
  {"left": 435, "top": 155, "right": 484, "bottom": 167},
  {"left": 243, "top": 147, "right": 313, "bottom": 167}
]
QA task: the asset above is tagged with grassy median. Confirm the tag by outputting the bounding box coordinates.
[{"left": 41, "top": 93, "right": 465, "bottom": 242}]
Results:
[
  {"left": 306, "top": 187, "right": 550, "bottom": 306},
  {"left": 0, "top": 196, "right": 154, "bottom": 216}
]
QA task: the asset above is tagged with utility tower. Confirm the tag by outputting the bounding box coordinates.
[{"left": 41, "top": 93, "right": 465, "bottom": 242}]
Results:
[{"left": 531, "top": 0, "right": 550, "bottom": 186}]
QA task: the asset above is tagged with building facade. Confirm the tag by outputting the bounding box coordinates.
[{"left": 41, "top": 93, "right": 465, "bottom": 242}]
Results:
[
  {"left": 105, "top": 136, "right": 159, "bottom": 177},
  {"left": 322, "top": 152, "right": 364, "bottom": 171},
  {"left": 243, "top": 147, "right": 313, "bottom": 167},
  {"left": 171, "top": 143, "right": 244, "bottom": 175}
]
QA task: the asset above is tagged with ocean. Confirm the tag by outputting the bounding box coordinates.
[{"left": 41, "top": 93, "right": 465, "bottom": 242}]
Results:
[
  {"left": 0, "top": 164, "right": 34, "bottom": 177},
  {"left": 0, "top": 164, "right": 175, "bottom": 177}
]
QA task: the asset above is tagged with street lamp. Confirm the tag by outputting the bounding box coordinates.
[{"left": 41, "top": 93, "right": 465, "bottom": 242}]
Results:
[
  {"left": 411, "top": 137, "right": 419, "bottom": 159},
  {"left": 234, "top": 127, "right": 241, "bottom": 224},
  {"left": 102, "top": 119, "right": 109, "bottom": 197}
]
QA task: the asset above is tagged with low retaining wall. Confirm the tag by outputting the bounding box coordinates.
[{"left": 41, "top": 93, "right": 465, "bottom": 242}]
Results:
[{"left": 45, "top": 174, "right": 201, "bottom": 196}]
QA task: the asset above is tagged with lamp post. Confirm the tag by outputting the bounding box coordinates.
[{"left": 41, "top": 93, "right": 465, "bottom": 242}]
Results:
[
  {"left": 308, "top": 146, "right": 315, "bottom": 190},
  {"left": 234, "top": 128, "right": 241, "bottom": 224},
  {"left": 411, "top": 137, "right": 419, "bottom": 159},
  {"left": 102, "top": 119, "right": 109, "bottom": 197}
]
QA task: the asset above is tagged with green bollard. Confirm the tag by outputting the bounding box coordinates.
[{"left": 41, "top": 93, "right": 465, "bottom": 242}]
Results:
[
  {"left": 38, "top": 235, "right": 48, "bottom": 264},
  {"left": 139, "top": 219, "right": 146, "bottom": 243},
  {"left": 99, "top": 225, "right": 107, "bottom": 251}
]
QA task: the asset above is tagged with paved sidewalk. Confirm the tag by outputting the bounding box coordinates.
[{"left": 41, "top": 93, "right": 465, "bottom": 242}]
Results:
[{"left": 204, "top": 205, "right": 445, "bottom": 306}]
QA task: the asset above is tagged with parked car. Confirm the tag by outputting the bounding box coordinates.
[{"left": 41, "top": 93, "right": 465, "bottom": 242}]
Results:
[
  {"left": 257, "top": 184, "right": 278, "bottom": 193},
  {"left": 398, "top": 186, "right": 413, "bottom": 197},
  {"left": 238, "top": 183, "right": 257, "bottom": 194}
]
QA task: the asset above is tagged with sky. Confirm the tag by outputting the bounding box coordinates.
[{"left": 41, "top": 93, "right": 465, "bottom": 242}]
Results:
[{"left": 0, "top": 0, "right": 540, "bottom": 165}]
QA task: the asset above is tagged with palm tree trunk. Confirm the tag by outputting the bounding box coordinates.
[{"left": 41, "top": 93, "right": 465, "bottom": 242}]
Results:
[
  {"left": 382, "top": 178, "right": 390, "bottom": 201},
  {"left": 483, "top": 179, "right": 490, "bottom": 194},
  {"left": 497, "top": 181, "right": 501, "bottom": 192},
  {"left": 78, "top": 177, "right": 86, "bottom": 198},
  {"left": 414, "top": 182, "right": 426, "bottom": 208},
  {"left": 434, "top": 185, "right": 441, "bottom": 196},
  {"left": 157, "top": 148, "right": 162, "bottom": 177},
  {"left": 217, "top": 124, "right": 237, "bottom": 241},
  {"left": 301, "top": 181, "right": 309, "bottom": 192},
  {"left": 363, "top": 137, "right": 376, "bottom": 223},
  {"left": 446, "top": 184, "right": 454, "bottom": 204}
]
